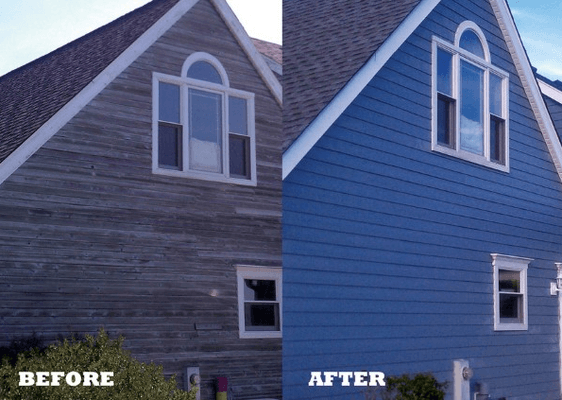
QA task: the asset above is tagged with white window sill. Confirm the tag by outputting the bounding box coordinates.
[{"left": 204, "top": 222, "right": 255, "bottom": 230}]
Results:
[
  {"left": 153, "top": 166, "right": 257, "bottom": 186},
  {"left": 432, "top": 143, "right": 510, "bottom": 173}
]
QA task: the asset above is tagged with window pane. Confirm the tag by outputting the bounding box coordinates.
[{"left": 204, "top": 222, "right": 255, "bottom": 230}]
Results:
[
  {"left": 500, "top": 293, "right": 523, "bottom": 321},
  {"left": 229, "top": 135, "right": 250, "bottom": 178},
  {"left": 460, "top": 60, "right": 484, "bottom": 155},
  {"left": 499, "top": 269, "right": 520, "bottom": 292},
  {"left": 245, "top": 303, "right": 280, "bottom": 331},
  {"left": 490, "top": 74, "right": 503, "bottom": 116},
  {"left": 437, "top": 48, "right": 453, "bottom": 96},
  {"left": 189, "top": 89, "right": 222, "bottom": 173},
  {"left": 186, "top": 61, "right": 223, "bottom": 84},
  {"left": 158, "top": 124, "right": 182, "bottom": 169},
  {"left": 159, "top": 82, "right": 180, "bottom": 123},
  {"left": 438, "top": 94, "right": 455, "bottom": 147},
  {"left": 244, "top": 279, "right": 276, "bottom": 301},
  {"left": 229, "top": 97, "right": 248, "bottom": 135},
  {"left": 490, "top": 116, "right": 505, "bottom": 164},
  {"left": 459, "top": 29, "right": 485, "bottom": 58}
]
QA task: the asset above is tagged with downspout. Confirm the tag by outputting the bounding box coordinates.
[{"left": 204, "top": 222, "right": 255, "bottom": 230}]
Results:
[
  {"left": 553, "top": 262, "right": 562, "bottom": 397},
  {"left": 555, "top": 263, "right": 562, "bottom": 399}
]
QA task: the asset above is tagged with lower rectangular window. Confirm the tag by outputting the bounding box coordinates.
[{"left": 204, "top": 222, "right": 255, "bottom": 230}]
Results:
[
  {"left": 236, "top": 266, "right": 282, "bottom": 338},
  {"left": 492, "top": 253, "right": 531, "bottom": 331}
]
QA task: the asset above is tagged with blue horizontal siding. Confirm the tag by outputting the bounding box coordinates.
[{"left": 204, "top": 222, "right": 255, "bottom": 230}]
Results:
[{"left": 283, "top": 0, "right": 562, "bottom": 398}]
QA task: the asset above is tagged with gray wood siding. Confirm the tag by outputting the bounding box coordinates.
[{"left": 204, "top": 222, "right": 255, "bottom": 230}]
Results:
[
  {"left": 0, "top": 1, "right": 282, "bottom": 399},
  {"left": 283, "top": 0, "right": 562, "bottom": 399}
]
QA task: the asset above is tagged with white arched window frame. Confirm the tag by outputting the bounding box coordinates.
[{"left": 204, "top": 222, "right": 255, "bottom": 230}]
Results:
[
  {"left": 432, "top": 21, "right": 510, "bottom": 172},
  {"left": 152, "top": 52, "right": 257, "bottom": 186}
]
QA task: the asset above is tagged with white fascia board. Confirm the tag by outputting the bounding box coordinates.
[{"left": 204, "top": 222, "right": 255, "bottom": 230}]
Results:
[
  {"left": 538, "top": 79, "right": 562, "bottom": 104},
  {"left": 0, "top": 0, "right": 200, "bottom": 186},
  {"left": 211, "top": 0, "right": 282, "bottom": 107},
  {"left": 282, "top": 0, "right": 441, "bottom": 180},
  {"left": 490, "top": 0, "right": 562, "bottom": 181}
]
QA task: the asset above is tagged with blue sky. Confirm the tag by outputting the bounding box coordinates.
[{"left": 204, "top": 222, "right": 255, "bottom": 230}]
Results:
[
  {"left": 510, "top": 0, "right": 562, "bottom": 80},
  {"left": 0, "top": 0, "right": 281, "bottom": 77},
  {"left": 0, "top": 0, "right": 560, "bottom": 80}
]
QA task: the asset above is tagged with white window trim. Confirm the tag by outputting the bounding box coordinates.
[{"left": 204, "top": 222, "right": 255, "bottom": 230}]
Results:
[
  {"left": 152, "top": 55, "right": 257, "bottom": 186},
  {"left": 431, "top": 22, "right": 510, "bottom": 172},
  {"left": 492, "top": 253, "right": 531, "bottom": 331},
  {"left": 236, "top": 265, "right": 282, "bottom": 339}
]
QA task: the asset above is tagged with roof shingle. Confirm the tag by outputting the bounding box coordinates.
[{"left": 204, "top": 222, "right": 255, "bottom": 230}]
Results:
[
  {"left": 0, "top": 0, "right": 181, "bottom": 164},
  {"left": 283, "top": 0, "right": 421, "bottom": 150}
]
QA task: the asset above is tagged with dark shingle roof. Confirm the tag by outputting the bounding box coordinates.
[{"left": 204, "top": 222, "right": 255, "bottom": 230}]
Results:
[
  {"left": 252, "top": 38, "right": 282, "bottom": 65},
  {"left": 0, "top": 0, "right": 181, "bottom": 164},
  {"left": 283, "top": 0, "right": 421, "bottom": 150}
]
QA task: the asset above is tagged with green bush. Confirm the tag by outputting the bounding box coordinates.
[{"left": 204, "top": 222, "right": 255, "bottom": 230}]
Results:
[
  {"left": 382, "top": 373, "right": 447, "bottom": 400},
  {"left": 0, "top": 329, "right": 196, "bottom": 400}
]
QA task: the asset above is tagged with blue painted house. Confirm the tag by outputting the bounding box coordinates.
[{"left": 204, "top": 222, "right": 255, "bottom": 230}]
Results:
[{"left": 282, "top": 0, "right": 562, "bottom": 399}]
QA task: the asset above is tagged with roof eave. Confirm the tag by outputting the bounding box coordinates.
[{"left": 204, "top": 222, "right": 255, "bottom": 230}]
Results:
[
  {"left": 212, "top": 0, "right": 282, "bottom": 106},
  {"left": 282, "top": 0, "right": 440, "bottom": 180},
  {"left": 490, "top": 0, "right": 562, "bottom": 181}
]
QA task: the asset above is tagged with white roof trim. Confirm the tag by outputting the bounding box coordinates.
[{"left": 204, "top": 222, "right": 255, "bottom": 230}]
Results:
[
  {"left": 282, "top": 0, "right": 441, "bottom": 180},
  {"left": 282, "top": 0, "right": 562, "bottom": 183},
  {"left": 0, "top": 0, "right": 199, "bottom": 186},
  {"left": 489, "top": 0, "right": 562, "bottom": 180},
  {"left": 212, "top": 0, "right": 282, "bottom": 107},
  {"left": 539, "top": 78, "right": 562, "bottom": 104},
  {"left": 0, "top": 0, "right": 281, "bottom": 186}
]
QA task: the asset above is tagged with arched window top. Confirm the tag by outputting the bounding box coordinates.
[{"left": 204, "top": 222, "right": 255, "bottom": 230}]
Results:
[
  {"left": 455, "top": 21, "right": 490, "bottom": 62},
  {"left": 187, "top": 61, "right": 223, "bottom": 84},
  {"left": 182, "top": 52, "right": 229, "bottom": 86},
  {"left": 459, "top": 29, "right": 485, "bottom": 58}
]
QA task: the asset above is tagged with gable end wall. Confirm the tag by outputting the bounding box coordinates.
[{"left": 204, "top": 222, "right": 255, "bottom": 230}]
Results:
[
  {"left": 283, "top": 0, "right": 562, "bottom": 398},
  {"left": 0, "top": 1, "right": 282, "bottom": 399}
]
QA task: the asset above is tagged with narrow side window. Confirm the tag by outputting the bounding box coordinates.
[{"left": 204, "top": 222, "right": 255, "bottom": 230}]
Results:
[
  {"left": 492, "top": 254, "right": 531, "bottom": 331},
  {"left": 437, "top": 48, "right": 455, "bottom": 148},
  {"left": 158, "top": 82, "right": 182, "bottom": 169}
]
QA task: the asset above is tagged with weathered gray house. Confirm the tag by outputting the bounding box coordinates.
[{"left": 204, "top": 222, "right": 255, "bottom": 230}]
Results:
[{"left": 0, "top": 0, "right": 282, "bottom": 399}]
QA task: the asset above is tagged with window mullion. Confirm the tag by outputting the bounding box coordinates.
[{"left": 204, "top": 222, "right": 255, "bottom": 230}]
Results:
[
  {"left": 223, "top": 93, "right": 229, "bottom": 179},
  {"left": 454, "top": 53, "right": 460, "bottom": 152},
  {"left": 182, "top": 84, "right": 189, "bottom": 172},
  {"left": 484, "top": 69, "right": 490, "bottom": 161}
]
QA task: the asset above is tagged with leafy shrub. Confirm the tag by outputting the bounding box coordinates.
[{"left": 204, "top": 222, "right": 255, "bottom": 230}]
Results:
[
  {"left": 0, "top": 333, "right": 46, "bottom": 367},
  {"left": 0, "top": 329, "right": 197, "bottom": 400},
  {"left": 382, "top": 373, "right": 447, "bottom": 400}
]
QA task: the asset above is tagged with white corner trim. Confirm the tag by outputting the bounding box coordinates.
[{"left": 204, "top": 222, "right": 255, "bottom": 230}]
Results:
[
  {"left": 282, "top": 0, "right": 441, "bottom": 180},
  {"left": 211, "top": 0, "right": 282, "bottom": 107},
  {"left": 0, "top": 0, "right": 200, "bottom": 187},
  {"left": 490, "top": 0, "right": 562, "bottom": 182}
]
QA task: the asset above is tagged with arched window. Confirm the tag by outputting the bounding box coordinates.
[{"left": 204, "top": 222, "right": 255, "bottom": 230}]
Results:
[
  {"left": 432, "top": 21, "right": 509, "bottom": 170},
  {"left": 153, "top": 52, "right": 256, "bottom": 185},
  {"left": 456, "top": 22, "right": 489, "bottom": 60},
  {"left": 186, "top": 61, "right": 223, "bottom": 84}
]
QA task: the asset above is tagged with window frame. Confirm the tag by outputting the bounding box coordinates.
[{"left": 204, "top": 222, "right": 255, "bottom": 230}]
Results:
[
  {"left": 431, "top": 22, "right": 510, "bottom": 172},
  {"left": 236, "top": 266, "right": 282, "bottom": 339},
  {"left": 491, "top": 253, "right": 531, "bottom": 331},
  {"left": 152, "top": 53, "right": 257, "bottom": 186}
]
